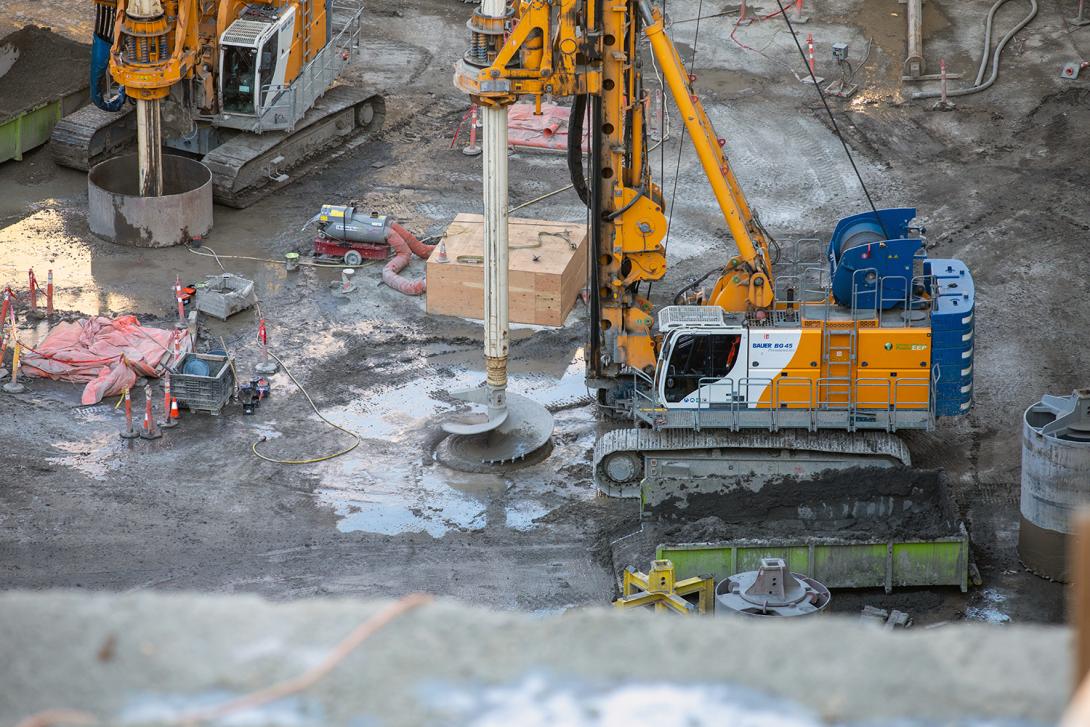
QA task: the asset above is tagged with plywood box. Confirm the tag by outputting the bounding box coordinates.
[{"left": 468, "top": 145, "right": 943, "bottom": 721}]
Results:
[{"left": 426, "top": 213, "right": 588, "bottom": 327}]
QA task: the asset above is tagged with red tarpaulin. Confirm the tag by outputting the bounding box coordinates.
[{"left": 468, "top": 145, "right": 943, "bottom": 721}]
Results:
[
  {"left": 507, "top": 102, "right": 589, "bottom": 153},
  {"left": 19, "top": 315, "right": 191, "bottom": 404}
]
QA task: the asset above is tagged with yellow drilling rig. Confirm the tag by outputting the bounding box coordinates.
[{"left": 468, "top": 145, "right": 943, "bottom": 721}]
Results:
[{"left": 52, "top": 0, "right": 384, "bottom": 206}]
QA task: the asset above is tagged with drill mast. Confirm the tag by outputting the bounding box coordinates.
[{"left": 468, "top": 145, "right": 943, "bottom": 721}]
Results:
[{"left": 455, "top": 0, "right": 774, "bottom": 386}]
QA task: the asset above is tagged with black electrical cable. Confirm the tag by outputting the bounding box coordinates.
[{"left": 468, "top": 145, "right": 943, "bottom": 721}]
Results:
[
  {"left": 568, "top": 94, "right": 590, "bottom": 206},
  {"left": 773, "top": 0, "right": 889, "bottom": 240}
]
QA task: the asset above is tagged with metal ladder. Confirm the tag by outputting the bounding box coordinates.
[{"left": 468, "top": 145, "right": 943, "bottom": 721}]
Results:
[{"left": 822, "top": 323, "right": 857, "bottom": 411}]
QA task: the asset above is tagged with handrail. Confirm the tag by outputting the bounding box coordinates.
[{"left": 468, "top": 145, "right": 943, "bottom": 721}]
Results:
[
  {"left": 772, "top": 376, "right": 817, "bottom": 431},
  {"left": 646, "top": 371, "right": 934, "bottom": 433},
  {"left": 851, "top": 267, "right": 879, "bottom": 322},
  {"left": 892, "top": 376, "right": 932, "bottom": 430}
]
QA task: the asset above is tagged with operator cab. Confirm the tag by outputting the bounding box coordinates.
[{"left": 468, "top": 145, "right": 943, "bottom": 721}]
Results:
[
  {"left": 655, "top": 306, "right": 749, "bottom": 408},
  {"left": 219, "top": 4, "right": 295, "bottom": 116}
]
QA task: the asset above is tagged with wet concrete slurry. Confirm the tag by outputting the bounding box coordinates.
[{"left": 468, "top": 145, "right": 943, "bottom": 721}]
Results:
[{"left": 0, "top": 0, "right": 1080, "bottom": 622}]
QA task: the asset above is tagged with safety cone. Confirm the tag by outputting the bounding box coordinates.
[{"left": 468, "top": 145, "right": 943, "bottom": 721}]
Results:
[
  {"left": 801, "top": 32, "right": 823, "bottom": 84},
  {"left": 932, "top": 58, "right": 956, "bottom": 112},
  {"left": 27, "top": 269, "right": 37, "bottom": 315},
  {"left": 737, "top": 0, "right": 753, "bottom": 25},
  {"left": 0, "top": 316, "right": 9, "bottom": 381},
  {"left": 435, "top": 240, "right": 450, "bottom": 264},
  {"left": 140, "top": 384, "right": 162, "bottom": 440},
  {"left": 174, "top": 275, "right": 188, "bottom": 330},
  {"left": 462, "top": 105, "right": 482, "bottom": 157},
  {"left": 120, "top": 388, "right": 139, "bottom": 439},
  {"left": 171, "top": 331, "right": 184, "bottom": 369},
  {"left": 163, "top": 397, "right": 181, "bottom": 428},
  {"left": 0, "top": 288, "right": 11, "bottom": 364},
  {"left": 339, "top": 268, "right": 357, "bottom": 293},
  {"left": 2, "top": 339, "right": 26, "bottom": 393},
  {"left": 792, "top": 0, "right": 810, "bottom": 24}
]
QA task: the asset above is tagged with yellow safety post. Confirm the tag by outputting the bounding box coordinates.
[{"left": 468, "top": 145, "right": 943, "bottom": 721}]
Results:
[{"left": 3, "top": 337, "right": 26, "bottom": 393}]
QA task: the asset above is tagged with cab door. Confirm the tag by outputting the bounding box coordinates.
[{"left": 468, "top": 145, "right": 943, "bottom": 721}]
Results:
[{"left": 657, "top": 328, "right": 748, "bottom": 409}]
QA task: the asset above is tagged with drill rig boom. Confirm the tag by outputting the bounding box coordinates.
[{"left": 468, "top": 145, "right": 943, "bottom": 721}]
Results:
[{"left": 637, "top": 0, "right": 774, "bottom": 312}]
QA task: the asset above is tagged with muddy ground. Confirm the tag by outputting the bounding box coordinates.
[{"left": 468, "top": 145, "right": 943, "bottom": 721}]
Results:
[
  {"left": 0, "top": 0, "right": 1083, "bottom": 624},
  {"left": 0, "top": 26, "right": 88, "bottom": 120}
]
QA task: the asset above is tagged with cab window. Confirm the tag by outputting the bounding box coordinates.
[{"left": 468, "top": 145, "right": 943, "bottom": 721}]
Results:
[
  {"left": 258, "top": 34, "right": 279, "bottom": 108},
  {"left": 223, "top": 46, "right": 257, "bottom": 114},
  {"left": 663, "top": 333, "right": 742, "bottom": 403}
]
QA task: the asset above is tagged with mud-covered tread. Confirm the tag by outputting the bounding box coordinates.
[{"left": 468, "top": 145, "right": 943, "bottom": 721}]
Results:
[
  {"left": 50, "top": 104, "right": 135, "bottom": 171},
  {"left": 593, "top": 427, "right": 911, "bottom": 498},
  {"left": 204, "top": 86, "right": 386, "bottom": 208}
]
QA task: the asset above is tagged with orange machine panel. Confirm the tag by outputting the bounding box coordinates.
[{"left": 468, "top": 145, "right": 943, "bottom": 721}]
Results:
[{"left": 857, "top": 328, "right": 931, "bottom": 370}]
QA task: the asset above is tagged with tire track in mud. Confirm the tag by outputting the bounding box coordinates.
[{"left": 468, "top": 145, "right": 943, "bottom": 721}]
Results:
[{"left": 707, "top": 102, "right": 854, "bottom": 231}]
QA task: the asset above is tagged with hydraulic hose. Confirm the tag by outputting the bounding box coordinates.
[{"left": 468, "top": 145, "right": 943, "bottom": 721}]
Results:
[
  {"left": 567, "top": 94, "right": 590, "bottom": 207},
  {"left": 912, "top": 0, "right": 1037, "bottom": 100},
  {"left": 673, "top": 266, "right": 723, "bottom": 305}
]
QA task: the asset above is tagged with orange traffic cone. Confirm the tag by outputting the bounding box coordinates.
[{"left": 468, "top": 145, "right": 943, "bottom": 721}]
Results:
[{"left": 162, "top": 395, "right": 180, "bottom": 428}]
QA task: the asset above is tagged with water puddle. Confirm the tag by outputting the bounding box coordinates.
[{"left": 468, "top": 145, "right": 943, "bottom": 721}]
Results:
[
  {"left": 964, "top": 587, "right": 1011, "bottom": 624},
  {"left": 0, "top": 209, "right": 142, "bottom": 315},
  {"left": 319, "top": 457, "right": 496, "bottom": 537},
  {"left": 422, "top": 675, "right": 825, "bottom": 727},
  {"left": 47, "top": 430, "right": 127, "bottom": 480},
  {"left": 325, "top": 348, "right": 590, "bottom": 443},
  {"left": 505, "top": 500, "right": 554, "bottom": 531},
  {"left": 314, "top": 350, "right": 598, "bottom": 538}
]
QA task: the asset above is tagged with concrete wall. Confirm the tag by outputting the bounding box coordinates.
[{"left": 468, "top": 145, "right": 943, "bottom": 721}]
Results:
[{"left": 0, "top": 592, "right": 1070, "bottom": 726}]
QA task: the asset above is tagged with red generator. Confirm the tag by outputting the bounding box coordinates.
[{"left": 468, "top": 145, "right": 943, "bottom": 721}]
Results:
[{"left": 311, "top": 205, "right": 392, "bottom": 266}]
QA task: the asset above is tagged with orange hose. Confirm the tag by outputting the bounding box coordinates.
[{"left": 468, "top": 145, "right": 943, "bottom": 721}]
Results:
[
  {"left": 389, "top": 222, "right": 435, "bottom": 259},
  {"left": 382, "top": 228, "right": 427, "bottom": 295}
]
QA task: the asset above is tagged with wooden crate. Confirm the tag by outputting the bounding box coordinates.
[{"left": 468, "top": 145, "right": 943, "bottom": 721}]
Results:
[{"left": 426, "top": 213, "right": 588, "bottom": 327}]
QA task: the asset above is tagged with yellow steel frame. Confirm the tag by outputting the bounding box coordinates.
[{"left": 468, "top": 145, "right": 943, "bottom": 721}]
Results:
[{"left": 613, "top": 559, "right": 715, "bottom": 614}]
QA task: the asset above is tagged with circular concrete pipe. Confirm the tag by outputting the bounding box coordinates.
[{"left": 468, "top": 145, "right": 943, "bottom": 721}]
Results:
[
  {"left": 88, "top": 153, "right": 213, "bottom": 248},
  {"left": 1019, "top": 389, "right": 1090, "bottom": 581}
]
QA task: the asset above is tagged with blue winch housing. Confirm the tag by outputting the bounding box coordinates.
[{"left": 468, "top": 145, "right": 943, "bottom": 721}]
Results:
[
  {"left": 828, "top": 208, "right": 921, "bottom": 311},
  {"left": 827, "top": 208, "right": 974, "bottom": 418}
]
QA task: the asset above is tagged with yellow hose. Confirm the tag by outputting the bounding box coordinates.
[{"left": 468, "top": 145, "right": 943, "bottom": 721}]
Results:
[
  {"left": 187, "top": 246, "right": 376, "bottom": 270},
  {"left": 251, "top": 350, "right": 361, "bottom": 465}
]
